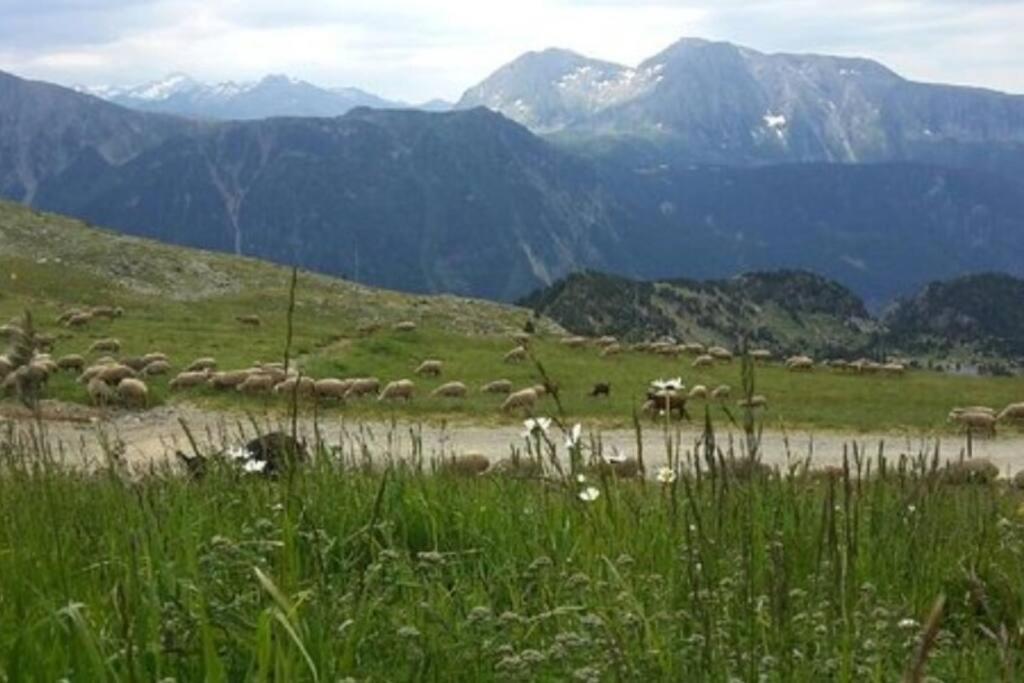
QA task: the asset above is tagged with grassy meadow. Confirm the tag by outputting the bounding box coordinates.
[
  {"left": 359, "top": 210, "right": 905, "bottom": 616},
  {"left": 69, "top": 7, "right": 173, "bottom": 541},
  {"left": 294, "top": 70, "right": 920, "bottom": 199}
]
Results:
[{"left": 2, "top": 421, "right": 1024, "bottom": 680}]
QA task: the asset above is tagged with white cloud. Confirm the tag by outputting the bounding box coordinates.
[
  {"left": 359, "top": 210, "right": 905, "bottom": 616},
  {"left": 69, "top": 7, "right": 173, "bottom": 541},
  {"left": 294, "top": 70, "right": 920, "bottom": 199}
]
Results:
[{"left": 0, "top": 0, "right": 1021, "bottom": 101}]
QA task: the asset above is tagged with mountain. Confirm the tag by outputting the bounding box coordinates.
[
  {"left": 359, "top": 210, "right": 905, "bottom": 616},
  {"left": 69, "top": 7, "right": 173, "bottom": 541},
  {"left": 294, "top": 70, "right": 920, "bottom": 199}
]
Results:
[
  {"left": 519, "top": 269, "right": 877, "bottom": 356},
  {"left": 884, "top": 273, "right": 1024, "bottom": 357},
  {"left": 0, "top": 70, "right": 190, "bottom": 203},
  {"left": 3, "top": 69, "right": 1024, "bottom": 305},
  {"left": 458, "top": 38, "right": 1024, "bottom": 176},
  {"left": 78, "top": 73, "right": 406, "bottom": 120}
]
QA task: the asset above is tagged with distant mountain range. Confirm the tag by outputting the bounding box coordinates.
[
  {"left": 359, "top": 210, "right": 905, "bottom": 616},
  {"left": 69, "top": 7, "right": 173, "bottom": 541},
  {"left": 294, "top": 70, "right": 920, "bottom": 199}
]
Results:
[
  {"left": 1, "top": 36, "right": 1023, "bottom": 306},
  {"left": 457, "top": 38, "right": 1024, "bottom": 178},
  {"left": 75, "top": 73, "right": 452, "bottom": 120}
]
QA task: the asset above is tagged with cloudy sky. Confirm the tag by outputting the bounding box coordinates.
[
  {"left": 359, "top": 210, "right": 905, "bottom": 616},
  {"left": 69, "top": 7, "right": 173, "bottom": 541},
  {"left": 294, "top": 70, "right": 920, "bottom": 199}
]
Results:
[{"left": 1, "top": 0, "right": 1022, "bottom": 102}]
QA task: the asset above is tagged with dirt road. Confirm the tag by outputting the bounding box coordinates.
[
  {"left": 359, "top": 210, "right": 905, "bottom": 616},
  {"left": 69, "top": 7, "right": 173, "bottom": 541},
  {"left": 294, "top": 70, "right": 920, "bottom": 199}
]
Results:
[{"left": 5, "top": 403, "right": 1022, "bottom": 475}]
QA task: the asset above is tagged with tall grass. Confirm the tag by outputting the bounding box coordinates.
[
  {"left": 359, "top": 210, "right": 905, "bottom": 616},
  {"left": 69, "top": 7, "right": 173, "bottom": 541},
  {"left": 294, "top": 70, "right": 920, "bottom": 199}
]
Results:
[{"left": 0, "top": 418, "right": 1022, "bottom": 681}]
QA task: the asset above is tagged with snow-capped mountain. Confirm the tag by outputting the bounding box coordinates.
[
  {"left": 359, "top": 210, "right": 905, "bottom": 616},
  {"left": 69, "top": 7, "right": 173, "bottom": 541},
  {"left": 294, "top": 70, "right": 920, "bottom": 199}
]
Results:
[
  {"left": 77, "top": 74, "right": 406, "bottom": 120},
  {"left": 458, "top": 38, "right": 1024, "bottom": 168}
]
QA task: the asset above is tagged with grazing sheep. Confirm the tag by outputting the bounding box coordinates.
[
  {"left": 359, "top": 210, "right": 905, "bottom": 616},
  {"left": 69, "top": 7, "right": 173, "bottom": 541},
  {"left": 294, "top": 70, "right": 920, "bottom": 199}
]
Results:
[
  {"left": 679, "top": 342, "right": 704, "bottom": 355},
  {"left": 949, "top": 406, "right": 996, "bottom": 417},
  {"left": 67, "top": 312, "right": 93, "bottom": 328},
  {"left": 590, "top": 382, "right": 611, "bottom": 398},
  {"left": 948, "top": 410, "right": 997, "bottom": 436},
  {"left": 480, "top": 379, "right": 513, "bottom": 394},
  {"left": 344, "top": 377, "right": 380, "bottom": 399},
  {"left": 120, "top": 356, "right": 150, "bottom": 372},
  {"left": 56, "top": 354, "right": 85, "bottom": 372},
  {"left": 501, "top": 387, "right": 538, "bottom": 413},
  {"left": 489, "top": 457, "right": 543, "bottom": 479},
  {"left": 692, "top": 354, "right": 714, "bottom": 368},
  {"left": 393, "top": 321, "right": 417, "bottom": 332},
  {"left": 143, "top": 352, "right": 169, "bottom": 364},
  {"left": 941, "top": 458, "right": 999, "bottom": 485},
  {"left": 415, "top": 359, "right": 443, "bottom": 377},
  {"left": 56, "top": 309, "right": 82, "bottom": 325},
  {"left": 431, "top": 381, "right": 467, "bottom": 398},
  {"left": 786, "top": 355, "right": 814, "bottom": 372},
  {"left": 314, "top": 378, "right": 351, "bottom": 400},
  {"left": 708, "top": 346, "right": 733, "bottom": 362},
  {"left": 561, "top": 336, "right": 588, "bottom": 348},
  {"left": 710, "top": 384, "right": 731, "bottom": 400},
  {"left": 169, "top": 371, "right": 210, "bottom": 390},
  {"left": 511, "top": 332, "right": 532, "bottom": 345},
  {"left": 238, "top": 374, "right": 277, "bottom": 395},
  {"left": 737, "top": 395, "right": 768, "bottom": 409},
  {"left": 96, "top": 364, "right": 136, "bottom": 385},
  {"left": 532, "top": 382, "right": 558, "bottom": 398},
  {"left": 185, "top": 357, "right": 217, "bottom": 373},
  {"left": 87, "top": 377, "right": 115, "bottom": 407},
  {"left": 438, "top": 452, "right": 491, "bottom": 476},
  {"left": 654, "top": 344, "right": 681, "bottom": 358},
  {"left": 236, "top": 314, "right": 262, "bottom": 326},
  {"left": 89, "top": 338, "right": 121, "bottom": 354},
  {"left": 274, "top": 376, "right": 316, "bottom": 396},
  {"left": 503, "top": 346, "right": 527, "bottom": 363},
  {"left": 142, "top": 360, "right": 172, "bottom": 377},
  {"left": 688, "top": 384, "right": 708, "bottom": 400},
  {"left": 117, "top": 378, "right": 149, "bottom": 409},
  {"left": 596, "top": 335, "right": 618, "bottom": 348},
  {"left": 591, "top": 457, "right": 640, "bottom": 479},
  {"left": 379, "top": 379, "right": 415, "bottom": 401},
  {"left": 750, "top": 349, "right": 772, "bottom": 362},
  {"left": 997, "top": 402, "right": 1024, "bottom": 421},
  {"left": 207, "top": 370, "right": 251, "bottom": 390},
  {"left": 600, "top": 343, "right": 623, "bottom": 357},
  {"left": 882, "top": 362, "right": 906, "bottom": 376},
  {"left": 90, "top": 306, "right": 120, "bottom": 320}
]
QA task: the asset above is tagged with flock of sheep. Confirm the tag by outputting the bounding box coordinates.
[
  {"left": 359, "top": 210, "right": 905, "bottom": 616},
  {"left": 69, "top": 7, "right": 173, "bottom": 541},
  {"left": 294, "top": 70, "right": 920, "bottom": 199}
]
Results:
[{"left": 2, "top": 310, "right": 1023, "bottom": 436}]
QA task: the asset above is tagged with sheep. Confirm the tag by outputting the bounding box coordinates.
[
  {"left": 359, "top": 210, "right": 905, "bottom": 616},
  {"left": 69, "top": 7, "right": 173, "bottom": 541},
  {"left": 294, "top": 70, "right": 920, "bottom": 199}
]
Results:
[
  {"left": 688, "top": 384, "right": 708, "bottom": 400},
  {"left": 55, "top": 354, "right": 85, "bottom": 372},
  {"left": 560, "top": 336, "right": 588, "bottom": 348},
  {"left": 96, "top": 364, "right": 136, "bottom": 385},
  {"left": 274, "top": 376, "right": 316, "bottom": 396},
  {"left": 948, "top": 410, "right": 996, "bottom": 436},
  {"left": 237, "top": 374, "right": 277, "bottom": 395},
  {"left": 207, "top": 370, "right": 251, "bottom": 390},
  {"left": 654, "top": 344, "right": 681, "bottom": 358},
  {"left": 591, "top": 457, "right": 640, "bottom": 479},
  {"left": 786, "top": 356, "right": 814, "bottom": 372},
  {"left": 67, "top": 312, "right": 93, "bottom": 328},
  {"left": 431, "top": 381, "right": 467, "bottom": 398},
  {"left": 997, "top": 402, "right": 1024, "bottom": 422},
  {"left": 750, "top": 349, "right": 772, "bottom": 362},
  {"left": 881, "top": 362, "right": 906, "bottom": 376},
  {"left": 185, "top": 357, "right": 218, "bottom": 373},
  {"left": 393, "top": 321, "right": 417, "bottom": 332},
  {"left": 643, "top": 391, "right": 688, "bottom": 420},
  {"left": 708, "top": 346, "right": 733, "bottom": 362},
  {"left": 90, "top": 306, "right": 120, "bottom": 320},
  {"left": 35, "top": 334, "right": 55, "bottom": 352},
  {"left": 143, "top": 352, "right": 169, "bottom": 365},
  {"left": 120, "top": 356, "right": 150, "bottom": 372},
  {"left": 236, "top": 314, "right": 262, "bottom": 326},
  {"left": 590, "top": 382, "right": 611, "bottom": 398},
  {"left": 438, "top": 452, "right": 491, "bottom": 477},
  {"left": 532, "top": 382, "right": 558, "bottom": 398},
  {"left": 87, "top": 377, "right": 115, "bottom": 407},
  {"left": 480, "top": 379, "right": 513, "bottom": 394},
  {"left": 379, "top": 379, "right": 415, "bottom": 401},
  {"left": 511, "top": 332, "right": 532, "bottom": 345},
  {"left": 314, "top": 378, "right": 351, "bottom": 400},
  {"left": 737, "top": 395, "right": 768, "bottom": 409},
  {"left": 141, "top": 360, "right": 171, "bottom": 377},
  {"left": 344, "top": 377, "right": 380, "bottom": 399},
  {"left": 600, "top": 343, "right": 623, "bottom": 357},
  {"left": 595, "top": 335, "right": 618, "bottom": 348},
  {"left": 56, "top": 309, "right": 83, "bottom": 325},
  {"left": 94, "top": 355, "right": 118, "bottom": 366},
  {"left": 415, "top": 359, "right": 443, "bottom": 377},
  {"left": 117, "top": 378, "right": 149, "bottom": 409},
  {"left": 692, "top": 354, "right": 714, "bottom": 368},
  {"left": 501, "top": 387, "right": 538, "bottom": 413},
  {"left": 710, "top": 384, "right": 732, "bottom": 400},
  {"left": 683, "top": 342, "right": 706, "bottom": 355},
  {"left": 949, "top": 406, "right": 996, "bottom": 417},
  {"left": 89, "top": 338, "right": 121, "bottom": 354},
  {"left": 503, "top": 346, "right": 527, "bottom": 363},
  {"left": 169, "top": 371, "right": 210, "bottom": 390},
  {"left": 489, "top": 457, "right": 543, "bottom": 479}
]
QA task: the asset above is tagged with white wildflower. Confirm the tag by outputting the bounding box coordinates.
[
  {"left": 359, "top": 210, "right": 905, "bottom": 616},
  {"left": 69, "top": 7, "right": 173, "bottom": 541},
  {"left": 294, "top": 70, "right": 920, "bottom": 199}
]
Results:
[
  {"left": 242, "top": 459, "right": 267, "bottom": 474},
  {"left": 565, "top": 423, "right": 583, "bottom": 449},
  {"left": 522, "top": 417, "right": 552, "bottom": 438},
  {"left": 656, "top": 466, "right": 677, "bottom": 484},
  {"left": 576, "top": 473, "right": 587, "bottom": 483},
  {"left": 578, "top": 486, "right": 601, "bottom": 502},
  {"left": 226, "top": 445, "right": 250, "bottom": 461},
  {"left": 898, "top": 618, "right": 918, "bottom": 630}
]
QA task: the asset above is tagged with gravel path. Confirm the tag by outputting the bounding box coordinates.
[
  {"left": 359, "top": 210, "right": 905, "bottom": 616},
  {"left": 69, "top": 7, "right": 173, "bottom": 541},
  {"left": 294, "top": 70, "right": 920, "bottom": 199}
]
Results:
[{"left": 6, "top": 404, "right": 1023, "bottom": 476}]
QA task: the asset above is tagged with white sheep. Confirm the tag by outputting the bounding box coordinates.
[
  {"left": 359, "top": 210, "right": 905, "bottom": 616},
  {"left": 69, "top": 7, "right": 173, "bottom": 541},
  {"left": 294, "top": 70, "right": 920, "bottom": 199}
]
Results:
[
  {"left": 438, "top": 452, "right": 491, "bottom": 476},
  {"left": 708, "top": 346, "right": 733, "bottom": 362},
  {"left": 169, "top": 371, "right": 211, "bottom": 390},
  {"left": 503, "top": 346, "right": 527, "bottom": 363},
  {"left": 344, "top": 377, "right": 380, "bottom": 399},
  {"left": 394, "top": 321, "right": 417, "bottom": 332},
  {"left": 480, "top": 379, "right": 513, "bottom": 394},
  {"left": 786, "top": 356, "right": 814, "bottom": 372},
  {"left": 56, "top": 355, "right": 85, "bottom": 372},
  {"left": 737, "top": 395, "right": 768, "bottom": 409},
  {"left": 414, "top": 359, "right": 443, "bottom": 376},
  {"left": 710, "top": 384, "right": 731, "bottom": 400},
  {"left": 997, "top": 402, "right": 1024, "bottom": 421},
  {"left": 379, "top": 379, "right": 415, "bottom": 401},
  {"left": 949, "top": 410, "right": 997, "bottom": 436},
  {"left": 692, "top": 354, "right": 714, "bottom": 368},
  {"left": 501, "top": 387, "right": 538, "bottom": 413},
  {"left": 314, "top": 378, "right": 351, "bottom": 400},
  {"left": 750, "top": 349, "right": 772, "bottom": 362},
  {"left": 89, "top": 338, "right": 121, "bottom": 354},
  {"left": 237, "top": 374, "right": 277, "bottom": 395},
  {"left": 96, "top": 364, "right": 136, "bottom": 385},
  {"left": 142, "top": 360, "right": 172, "bottom": 376},
  {"left": 208, "top": 370, "right": 251, "bottom": 390},
  {"left": 185, "top": 357, "right": 218, "bottom": 373},
  {"left": 600, "top": 343, "right": 623, "bottom": 357},
  {"left": 431, "top": 381, "right": 467, "bottom": 398},
  {"left": 87, "top": 377, "right": 114, "bottom": 407},
  {"left": 274, "top": 376, "right": 316, "bottom": 396},
  {"left": 117, "top": 378, "right": 149, "bottom": 409},
  {"left": 688, "top": 385, "right": 708, "bottom": 399},
  {"left": 560, "top": 336, "right": 588, "bottom": 348}
]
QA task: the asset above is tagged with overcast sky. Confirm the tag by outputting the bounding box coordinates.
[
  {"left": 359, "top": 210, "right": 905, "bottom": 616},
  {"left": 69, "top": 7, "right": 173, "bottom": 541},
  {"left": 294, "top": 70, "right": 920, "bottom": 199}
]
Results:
[{"left": 1, "top": 0, "right": 1022, "bottom": 103}]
